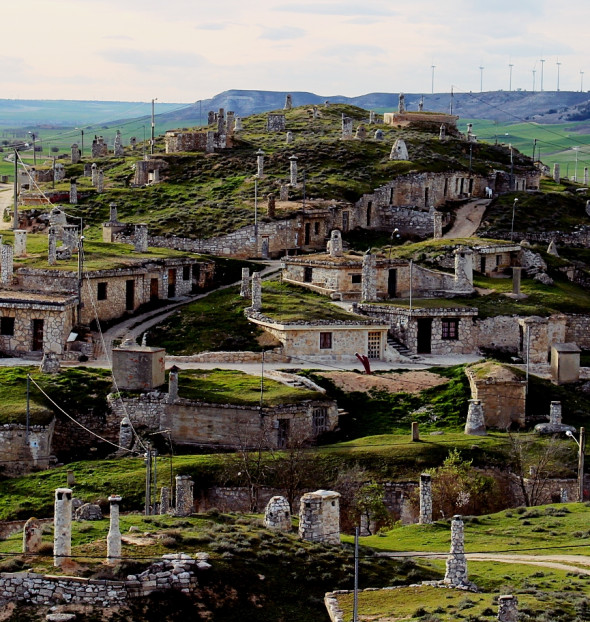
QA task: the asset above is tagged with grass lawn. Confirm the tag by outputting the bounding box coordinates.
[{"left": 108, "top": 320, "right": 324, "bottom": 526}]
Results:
[
  {"left": 175, "top": 368, "right": 326, "bottom": 406},
  {"left": 0, "top": 230, "right": 205, "bottom": 272},
  {"left": 356, "top": 503, "right": 590, "bottom": 555}
]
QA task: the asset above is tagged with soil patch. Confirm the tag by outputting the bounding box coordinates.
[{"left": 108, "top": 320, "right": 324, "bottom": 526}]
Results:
[{"left": 319, "top": 370, "right": 448, "bottom": 394}]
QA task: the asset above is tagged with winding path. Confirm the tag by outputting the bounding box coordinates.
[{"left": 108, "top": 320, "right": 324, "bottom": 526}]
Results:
[
  {"left": 377, "top": 551, "right": 590, "bottom": 575},
  {"left": 443, "top": 198, "right": 490, "bottom": 239}
]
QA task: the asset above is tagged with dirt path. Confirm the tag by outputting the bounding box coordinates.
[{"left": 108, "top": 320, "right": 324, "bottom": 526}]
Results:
[
  {"left": 318, "top": 370, "right": 448, "bottom": 394},
  {"left": 444, "top": 198, "right": 490, "bottom": 238},
  {"left": 378, "top": 551, "right": 590, "bottom": 575},
  {"left": 94, "top": 261, "right": 282, "bottom": 360},
  {"left": 0, "top": 184, "right": 14, "bottom": 230}
]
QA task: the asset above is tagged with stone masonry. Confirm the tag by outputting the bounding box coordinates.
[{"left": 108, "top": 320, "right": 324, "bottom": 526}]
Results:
[
  {"left": 444, "top": 515, "right": 469, "bottom": 587},
  {"left": 107, "top": 495, "right": 122, "bottom": 563},
  {"left": 498, "top": 595, "right": 518, "bottom": 621},
  {"left": 418, "top": 473, "right": 432, "bottom": 525},
  {"left": 299, "top": 490, "right": 340, "bottom": 545},
  {"left": 14, "top": 231, "right": 27, "bottom": 257},
  {"left": 54, "top": 488, "right": 73, "bottom": 567},
  {"left": 1, "top": 244, "right": 13, "bottom": 284},
  {"left": 175, "top": 475, "right": 194, "bottom": 517},
  {"left": 251, "top": 272, "right": 262, "bottom": 311},
  {"left": 22, "top": 518, "right": 43, "bottom": 554},
  {"left": 464, "top": 399, "right": 486, "bottom": 436},
  {"left": 134, "top": 224, "right": 148, "bottom": 253},
  {"left": 361, "top": 253, "right": 377, "bottom": 301},
  {"left": 240, "top": 267, "right": 250, "bottom": 297},
  {"left": 263, "top": 496, "right": 292, "bottom": 531}
]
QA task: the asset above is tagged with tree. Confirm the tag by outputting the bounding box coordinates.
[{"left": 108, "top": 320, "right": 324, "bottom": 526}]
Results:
[
  {"left": 507, "top": 432, "right": 575, "bottom": 507},
  {"left": 409, "top": 449, "right": 502, "bottom": 520}
]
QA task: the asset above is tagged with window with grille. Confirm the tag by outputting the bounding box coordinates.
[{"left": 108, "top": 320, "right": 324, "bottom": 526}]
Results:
[
  {"left": 313, "top": 407, "right": 328, "bottom": 435},
  {"left": 441, "top": 319, "right": 459, "bottom": 340},
  {"left": 351, "top": 273, "right": 362, "bottom": 284},
  {"left": 367, "top": 331, "right": 381, "bottom": 358},
  {"left": 319, "top": 332, "right": 332, "bottom": 349}
]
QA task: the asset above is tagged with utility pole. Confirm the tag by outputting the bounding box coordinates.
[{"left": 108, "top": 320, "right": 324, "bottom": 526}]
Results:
[
  {"left": 581, "top": 70, "right": 585, "bottom": 93},
  {"left": 556, "top": 59, "right": 561, "bottom": 92},
  {"left": 145, "top": 444, "right": 152, "bottom": 515},
  {"left": 26, "top": 374, "right": 30, "bottom": 443},
  {"left": 353, "top": 526, "right": 359, "bottom": 622},
  {"left": 509, "top": 63, "right": 514, "bottom": 91},
  {"left": 532, "top": 68, "right": 536, "bottom": 93},
  {"left": 431, "top": 64, "right": 435, "bottom": 94},
  {"left": 449, "top": 86, "right": 454, "bottom": 115},
  {"left": 532, "top": 138, "right": 537, "bottom": 163},
  {"left": 151, "top": 98, "right": 157, "bottom": 155},
  {"left": 13, "top": 149, "right": 18, "bottom": 230},
  {"left": 77, "top": 234, "right": 85, "bottom": 325},
  {"left": 479, "top": 66, "right": 484, "bottom": 92},
  {"left": 579, "top": 427, "right": 586, "bottom": 503},
  {"left": 540, "top": 58, "right": 545, "bottom": 91}
]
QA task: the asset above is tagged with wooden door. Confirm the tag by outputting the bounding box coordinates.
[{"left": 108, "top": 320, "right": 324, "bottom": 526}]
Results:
[
  {"left": 388, "top": 269, "right": 397, "bottom": 297},
  {"left": 125, "top": 279, "right": 135, "bottom": 311},
  {"left": 32, "top": 319, "right": 43, "bottom": 351},
  {"left": 168, "top": 269, "right": 177, "bottom": 298},
  {"left": 150, "top": 278, "right": 159, "bottom": 301},
  {"left": 417, "top": 318, "right": 432, "bottom": 354}
]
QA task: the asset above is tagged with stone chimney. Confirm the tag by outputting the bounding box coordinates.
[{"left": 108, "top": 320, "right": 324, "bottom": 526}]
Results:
[
  {"left": 106, "top": 495, "right": 122, "bottom": 563},
  {"left": 54, "top": 488, "right": 73, "bottom": 567},
  {"left": 549, "top": 401, "right": 562, "bottom": 425},
  {"left": 444, "top": 515, "right": 468, "bottom": 586},
  {"left": 453, "top": 246, "right": 474, "bottom": 292},
  {"left": 497, "top": 595, "right": 518, "bottom": 622},
  {"left": 464, "top": 399, "right": 486, "bottom": 435},
  {"left": 174, "top": 475, "right": 194, "bottom": 517},
  {"left": 267, "top": 194, "right": 276, "bottom": 218},
  {"left": 168, "top": 365, "right": 179, "bottom": 402},
  {"left": 361, "top": 253, "right": 377, "bottom": 301},
  {"left": 69, "top": 179, "right": 77, "bottom": 205},
  {"left": 240, "top": 267, "right": 251, "bottom": 298},
  {"left": 419, "top": 473, "right": 433, "bottom": 524},
  {"left": 1, "top": 244, "right": 14, "bottom": 283},
  {"left": 160, "top": 486, "right": 170, "bottom": 514},
  {"left": 134, "top": 224, "right": 148, "bottom": 253},
  {"left": 289, "top": 154, "right": 298, "bottom": 186},
  {"left": 327, "top": 230, "right": 343, "bottom": 257},
  {"left": 71, "top": 143, "right": 81, "bottom": 164},
  {"left": 256, "top": 149, "right": 265, "bottom": 178},
  {"left": 251, "top": 272, "right": 262, "bottom": 311}
]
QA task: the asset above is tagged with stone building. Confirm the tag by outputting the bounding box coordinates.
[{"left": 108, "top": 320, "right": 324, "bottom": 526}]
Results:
[
  {"left": 108, "top": 362, "right": 338, "bottom": 450},
  {"left": 472, "top": 242, "right": 521, "bottom": 277},
  {"left": 246, "top": 309, "right": 391, "bottom": 362},
  {"left": 282, "top": 247, "right": 475, "bottom": 301},
  {"left": 465, "top": 362, "right": 527, "bottom": 429},
  {"left": 0, "top": 290, "right": 77, "bottom": 357},
  {"left": 299, "top": 490, "right": 340, "bottom": 545}
]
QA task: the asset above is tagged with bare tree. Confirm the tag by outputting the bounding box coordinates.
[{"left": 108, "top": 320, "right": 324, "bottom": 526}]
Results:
[{"left": 508, "top": 432, "right": 575, "bottom": 507}]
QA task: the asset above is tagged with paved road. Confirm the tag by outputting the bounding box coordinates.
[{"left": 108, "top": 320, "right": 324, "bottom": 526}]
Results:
[{"left": 444, "top": 198, "right": 490, "bottom": 238}]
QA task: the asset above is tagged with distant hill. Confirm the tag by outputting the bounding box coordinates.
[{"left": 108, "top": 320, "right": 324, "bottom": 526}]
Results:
[
  {"left": 2, "top": 90, "right": 590, "bottom": 128},
  {"left": 0, "top": 99, "right": 186, "bottom": 127},
  {"left": 160, "top": 89, "right": 590, "bottom": 125}
]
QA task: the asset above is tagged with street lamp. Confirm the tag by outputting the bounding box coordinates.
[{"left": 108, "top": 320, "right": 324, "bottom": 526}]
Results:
[
  {"left": 27, "top": 132, "right": 37, "bottom": 166},
  {"left": 510, "top": 198, "right": 518, "bottom": 241},
  {"left": 151, "top": 98, "right": 158, "bottom": 155},
  {"left": 75, "top": 128, "right": 85, "bottom": 157},
  {"left": 573, "top": 147, "right": 579, "bottom": 182},
  {"left": 566, "top": 428, "right": 586, "bottom": 502}
]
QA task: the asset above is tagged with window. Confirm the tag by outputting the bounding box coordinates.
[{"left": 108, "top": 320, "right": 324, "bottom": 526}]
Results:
[
  {"left": 183, "top": 265, "right": 190, "bottom": 280},
  {"left": 313, "top": 407, "right": 328, "bottom": 435},
  {"left": 277, "top": 419, "right": 289, "bottom": 448},
  {"left": 351, "top": 274, "right": 362, "bottom": 284},
  {"left": 441, "top": 319, "right": 459, "bottom": 340},
  {"left": 0, "top": 317, "right": 14, "bottom": 336},
  {"left": 314, "top": 222, "right": 320, "bottom": 235},
  {"left": 319, "top": 332, "right": 332, "bottom": 350},
  {"left": 495, "top": 255, "right": 502, "bottom": 268},
  {"left": 97, "top": 282, "right": 107, "bottom": 301}
]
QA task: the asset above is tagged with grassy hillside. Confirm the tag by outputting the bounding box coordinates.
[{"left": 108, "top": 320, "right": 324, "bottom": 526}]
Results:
[{"left": 16, "top": 104, "right": 534, "bottom": 241}]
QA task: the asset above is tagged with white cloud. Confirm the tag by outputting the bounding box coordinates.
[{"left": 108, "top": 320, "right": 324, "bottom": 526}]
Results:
[{"left": 259, "top": 25, "right": 305, "bottom": 40}]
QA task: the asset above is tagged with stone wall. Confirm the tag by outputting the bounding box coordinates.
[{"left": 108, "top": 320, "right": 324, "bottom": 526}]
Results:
[
  {"left": 0, "top": 422, "right": 55, "bottom": 475},
  {"left": 0, "top": 296, "right": 76, "bottom": 356},
  {"left": 0, "top": 553, "right": 203, "bottom": 607},
  {"left": 112, "top": 392, "right": 338, "bottom": 450},
  {"left": 248, "top": 314, "right": 389, "bottom": 361},
  {"left": 566, "top": 315, "right": 590, "bottom": 349},
  {"left": 167, "top": 350, "right": 289, "bottom": 364},
  {"left": 356, "top": 304, "right": 478, "bottom": 355}
]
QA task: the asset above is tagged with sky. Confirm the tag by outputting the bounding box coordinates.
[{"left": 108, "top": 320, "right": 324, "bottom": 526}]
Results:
[{"left": 2, "top": 0, "right": 590, "bottom": 103}]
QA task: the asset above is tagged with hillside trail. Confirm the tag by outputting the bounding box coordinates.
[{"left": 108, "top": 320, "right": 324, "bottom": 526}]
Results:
[
  {"left": 0, "top": 184, "right": 14, "bottom": 230},
  {"left": 443, "top": 198, "right": 490, "bottom": 239},
  {"left": 93, "top": 260, "right": 282, "bottom": 361},
  {"left": 377, "top": 551, "right": 590, "bottom": 575}
]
